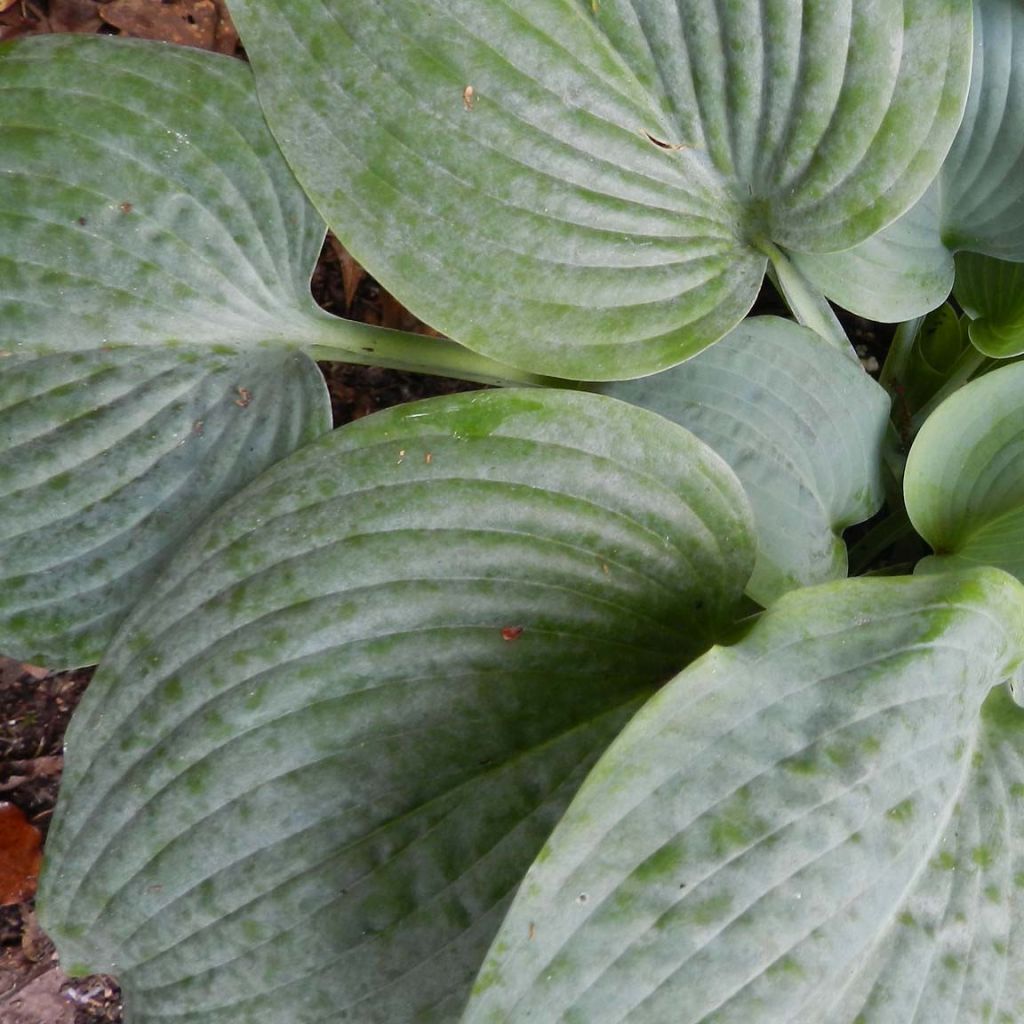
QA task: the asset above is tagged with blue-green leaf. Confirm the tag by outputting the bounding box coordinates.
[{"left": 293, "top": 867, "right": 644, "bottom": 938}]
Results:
[
  {"left": 0, "top": 347, "right": 329, "bottom": 668},
  {"left": 604, "top": 317, "right": 889, "bottom": 605},
  {"left": 227, "top": 0, "right": 970, "bottom": 378},
  {"left": 793, "top": 0, "right": 1024, "bottom": 321},
  {"left": 0, "top": 35, "right": 344, "bottom": 665},
  {"left": 905, "top": 361, "right": 1024, "bottom": 581},
  {"left": 39, "top": 388, "right": 755, "bottom": 1023},
  {"left": 465, "top": 570, "right": 1024, "bottom": 1023}
]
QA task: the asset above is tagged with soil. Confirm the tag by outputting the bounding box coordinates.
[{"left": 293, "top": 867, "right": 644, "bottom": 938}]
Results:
[{"left": 0, "top": 4, "right": 899, "bottom": 1021}]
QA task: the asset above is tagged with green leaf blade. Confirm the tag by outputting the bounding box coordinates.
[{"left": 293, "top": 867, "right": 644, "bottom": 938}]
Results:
[
  {"left": 0, "top": 347, "right": 330, "bottom": 667},
  {"left": 0, "top": 35, "right": 329, "bottom": 354},
  {"left": 793, "top": 0, "right": 1024, "bottom": 321},
  {"left": 464, "top": 571, "right": 1024, "bottom": 1023},
  {"left": 905, "top": 361, "right": 1024, "bottom": 581},
  {"left": 228, "top": 0, "right": 969, "bottom": 378},
  {"left": 954, "top": 252, "right": 1024, "bottom": 359},
  {"left": 604, "top": 317, "right": 889, "bottom": 605},
  {"left": 39, "top": 388, "right": 756, "bottom": 1022}
]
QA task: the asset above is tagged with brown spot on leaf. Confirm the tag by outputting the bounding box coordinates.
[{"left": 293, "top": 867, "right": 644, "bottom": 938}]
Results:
[
  {"left": 643, "top": 130, "right": 688, "bottom": 151},
  {"left": 233, "top": 387, "right": 252, "bottom": 408},
  {"left": 463, "top": 85, "right": 475, "bottom": 111},
  {"left": 118, "top": 201, "right": 133, "bottom": 214},
  {"left": 501, "top": 626, "right": 524, "bottom": 642}
]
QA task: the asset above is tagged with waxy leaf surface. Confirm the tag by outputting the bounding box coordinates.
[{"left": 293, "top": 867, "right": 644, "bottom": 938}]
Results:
[
  {"left": 39, "top": 388, "right": 755, "bottom": 1023},
  {"left": 604, "top": 317, "right": 888, "bottom": 605},
  {"left": 0, "top": 34, "right": 334, "bottom": 354},
  {"left": 906, "top": 361, "right": 1024, "bottom": 581},
  {"left": 228, "top": 0, "right": 970, "bottom": 378},
  {"left": 0, "top": 35, "right": 339, "bottom": 665},
  {"left": 795, "top": 0, "right": 1024, "bottom": 321},
  {"left": 465, "top": 571, "right": 1024, "bottom": 1024},
  {"left": 0, "top": 347, "right": 329, "bottom": 668}
]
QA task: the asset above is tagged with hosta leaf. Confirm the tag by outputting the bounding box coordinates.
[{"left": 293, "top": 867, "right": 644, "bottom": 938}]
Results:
[
  {"left": 0, "top": 346, "right": 329, "bottom": 668},
  {"left": 905, "top": 361, "right": 1024, "bottom": 580},
  {"left": 898, "top": 302, "right": 971, "bottom": 413},
  {"left": 954, "top": 252, "right": 1024, "bottom": 358},
  {"left": 227, "top": 0, "right": 970, "bottom": 379},
  {"left": 0, "top": 34, "right": 333, "bottom": 354},
  {"left": 464, "top": 570, "right": 1024, "bottom": 1024},
  {"left": 791, "top": 181, "right": 951, "bottom": 322},
  {"left": 38, "top": 389, "right": 756, "bottom": 1023},
  {"left": 794, "top": 0, "right": 1024, "bottom": 321},
  {"left": 0, "top": 34, "right": 340, "bottom": 667},
  {"left": 604, "top": 317, "right": 888, "bottom": 605}
]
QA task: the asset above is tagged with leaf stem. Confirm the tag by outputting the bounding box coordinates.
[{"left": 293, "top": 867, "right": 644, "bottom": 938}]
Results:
[
  {"left": 758, "top": 240, "right": 856, "bottom": 360},
  {"left": 879, "top": 317, "right": 923, "bottom": 392},
  {"left": 305, "top": 312, "right": 581, "bottom": 389},
  {"left": 909, "top": 345, "right": 987, "bottom": 430}
]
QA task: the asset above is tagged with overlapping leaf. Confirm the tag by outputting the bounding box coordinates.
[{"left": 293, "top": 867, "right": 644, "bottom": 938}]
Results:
[
  {"left": 906, "top": 361, "right": 1024, "bottom": 580},
  {"left": 0, "top": 347, "right": 329, "bottom": 668},
  {"left": 228, "top": 0, "right": 970, "bottom": 378},
  {"left": 0, "top": 35, "right": 342, "bottom": 665},
  {"left": 39, "top": 388, "right": 755, "bottom": 1023},
  {"left": 604, "top": 317, "right": 888, "bottom": 605},
  {"left": 464, "top": 570, "right": 1024, "bottom": 1024},
  {"left": 794, "top": 0, "right": 1024, "bottom": 321}
]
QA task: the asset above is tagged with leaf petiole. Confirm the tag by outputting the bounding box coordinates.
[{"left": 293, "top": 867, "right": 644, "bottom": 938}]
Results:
[{"left": 306, "top": 312, "right": 584, "bottom": 389}]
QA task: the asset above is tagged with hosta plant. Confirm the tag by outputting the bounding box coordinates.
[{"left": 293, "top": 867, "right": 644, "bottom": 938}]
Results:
[{"left": 4, "top": 0, "right": 1024, "bottom": 1021}]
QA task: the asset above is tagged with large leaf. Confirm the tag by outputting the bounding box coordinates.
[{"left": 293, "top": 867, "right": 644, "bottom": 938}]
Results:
[
  {"left": 793, "top": 0, "right": 1024, "bottom": 321},
  {"left": 954, "top": 251, "right": 1024, "bottom": 358},
  {"left": 0, "top": 346, "right": 329, "bottom": 668},
  {"left": 464, "top": 569, "right": 1024, "bottom": 1023},
  {"left": 227, "top": 0, "right": 970, "bottom": 379},
  {"left": 0, "top": 35, "right": 343, "bottom": 666},
  {"left": 38, "top": 388, "right": 756, "bottom": 1023},
  {"left": 0, "top": 34, "right": 334, "bottom": 354},
  {"left": 603, "top": 316, "right": 889, "bottom": 605},
  {"left": 905, "top": 361, "right": 1024, "bottom": 580}
]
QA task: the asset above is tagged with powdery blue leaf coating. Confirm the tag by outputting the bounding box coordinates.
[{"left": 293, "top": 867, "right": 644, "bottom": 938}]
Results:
[
  {"left": 794, "top": 0, "right": 1024, "bottom": 321},
  {"left": 38, "top": 388, "right": 756, "bottom": 1023},
  {"left": 465, "top": 570, "right": 1024, "bottom": 1024},
  {"left": 0, "top": 35, "right": 333, "bottom": 354},
  {"left": 0, "top": 35, "right": 348, "bottom": 665},
  {"left": 604, "top": 317, "right": 888, "bottom": 605},
  {"left": 227, "top": 0, "right": 970, "bottom": 378},
  {"left": 0, "top": 346, "right": 329, "bottom": 668}
]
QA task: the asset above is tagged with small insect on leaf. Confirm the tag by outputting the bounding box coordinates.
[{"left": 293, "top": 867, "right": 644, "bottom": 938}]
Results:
[
  {"left": 463, "top": 85, "right": 475, "bottom": 111},
  {"left": 0, "top": 803, "right": 43, "bottom": 906},
  {"left": 234, "top": 386, "right": 252, "bottom": 408},
  {"left": 501, "top": 626, "right": 524, "bottom": 642}
]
